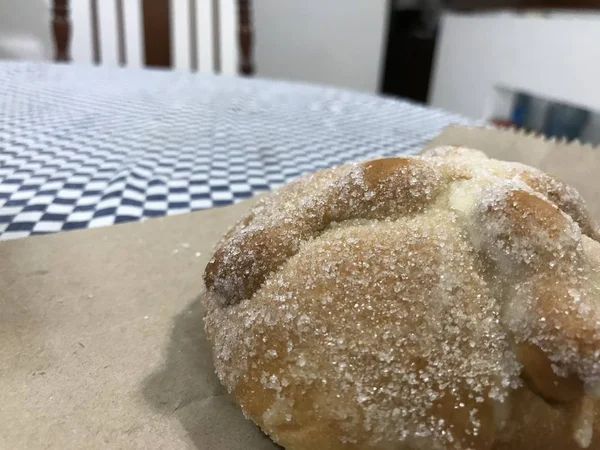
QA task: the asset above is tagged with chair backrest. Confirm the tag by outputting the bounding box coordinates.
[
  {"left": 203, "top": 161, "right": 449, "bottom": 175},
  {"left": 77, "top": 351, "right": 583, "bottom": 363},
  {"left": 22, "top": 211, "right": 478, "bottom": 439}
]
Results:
[{"left": 51, "top": 0, "right": 253, "bottom": 75}]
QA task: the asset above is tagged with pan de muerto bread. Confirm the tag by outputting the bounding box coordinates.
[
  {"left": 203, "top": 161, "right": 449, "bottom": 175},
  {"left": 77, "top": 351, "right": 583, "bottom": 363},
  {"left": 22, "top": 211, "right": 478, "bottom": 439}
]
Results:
[{"left": 203, "top": 147, "right": 600, "bottom": 450}]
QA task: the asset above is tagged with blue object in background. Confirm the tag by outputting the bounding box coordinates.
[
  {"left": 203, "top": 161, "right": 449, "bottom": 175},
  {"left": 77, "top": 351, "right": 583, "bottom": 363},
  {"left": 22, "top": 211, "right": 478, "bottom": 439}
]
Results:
[
  {"left": 511, "top": 92, "right": 531, "bottom": 128},
  {"left": 543, "top": 102, "right": 590, "bottom": 141}
]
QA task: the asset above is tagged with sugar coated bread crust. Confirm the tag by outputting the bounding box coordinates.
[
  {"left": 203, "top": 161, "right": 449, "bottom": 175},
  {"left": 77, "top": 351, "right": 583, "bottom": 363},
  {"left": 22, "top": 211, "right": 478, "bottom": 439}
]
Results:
[{"left": 203, "top": 147, "right": 600, "bottom": 450}]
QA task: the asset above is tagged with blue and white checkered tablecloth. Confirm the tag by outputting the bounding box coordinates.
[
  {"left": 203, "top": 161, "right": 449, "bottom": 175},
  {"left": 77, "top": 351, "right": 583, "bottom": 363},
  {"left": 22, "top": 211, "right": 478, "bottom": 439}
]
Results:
[{"left": 0, "top": 62, "right": 471, "bottom": 240}]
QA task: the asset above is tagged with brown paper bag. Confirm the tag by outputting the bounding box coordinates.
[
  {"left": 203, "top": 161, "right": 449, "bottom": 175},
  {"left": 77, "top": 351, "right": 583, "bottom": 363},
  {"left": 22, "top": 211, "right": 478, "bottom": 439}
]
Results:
[
  {"left": 1, "top": 125, "right": 599, "bottom": 449},
  {"left": 0, "top": 198, "right": 275, "bottom": 450}
]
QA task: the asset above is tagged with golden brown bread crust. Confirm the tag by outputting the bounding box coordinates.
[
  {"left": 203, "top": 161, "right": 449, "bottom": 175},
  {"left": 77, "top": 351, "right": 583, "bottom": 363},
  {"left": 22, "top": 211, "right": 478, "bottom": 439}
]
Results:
[{"left": 203, "top": 147, "right": 600, "bottom": 450}]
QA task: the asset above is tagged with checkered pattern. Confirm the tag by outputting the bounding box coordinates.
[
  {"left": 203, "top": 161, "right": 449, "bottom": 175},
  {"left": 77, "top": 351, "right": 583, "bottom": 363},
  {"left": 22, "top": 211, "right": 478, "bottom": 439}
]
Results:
[{"left": 0, "top": 62, "right": 471, "bottom": 240}]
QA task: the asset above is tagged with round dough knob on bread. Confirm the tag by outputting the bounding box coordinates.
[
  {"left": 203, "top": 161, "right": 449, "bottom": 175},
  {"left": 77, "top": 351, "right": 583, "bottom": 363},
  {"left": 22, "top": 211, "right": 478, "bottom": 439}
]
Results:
[{"left": 203, "top": 147, "right": 600, "bottom": 450}]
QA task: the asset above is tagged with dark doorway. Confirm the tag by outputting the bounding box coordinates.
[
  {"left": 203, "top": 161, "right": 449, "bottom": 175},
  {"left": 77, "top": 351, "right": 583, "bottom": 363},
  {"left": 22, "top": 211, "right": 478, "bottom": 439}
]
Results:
[{"left": 380, "top": 3, "right": 438, "bottom": 104}]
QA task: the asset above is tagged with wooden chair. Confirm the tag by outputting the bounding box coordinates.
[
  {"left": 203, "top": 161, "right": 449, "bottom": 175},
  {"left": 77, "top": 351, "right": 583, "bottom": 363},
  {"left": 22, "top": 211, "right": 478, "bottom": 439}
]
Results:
[{"left": 51, "top": 0, "right": 253, "bottom": 75}]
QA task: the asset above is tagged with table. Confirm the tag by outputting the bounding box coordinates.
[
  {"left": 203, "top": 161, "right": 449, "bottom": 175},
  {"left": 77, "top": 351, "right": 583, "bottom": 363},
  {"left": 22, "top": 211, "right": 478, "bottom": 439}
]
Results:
[{"left": 0, "top": 62, "right": 470, "bottom": 240}]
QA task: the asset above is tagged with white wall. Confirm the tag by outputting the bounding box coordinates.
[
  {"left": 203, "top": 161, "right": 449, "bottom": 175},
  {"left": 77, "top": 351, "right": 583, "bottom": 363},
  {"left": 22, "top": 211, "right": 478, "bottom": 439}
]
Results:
[
  {"left": 0, "top": 0, "right": 52, "bottom": 60},
  {"left": 0, "top": 0, "right": 389, "bottom": 93},
  {"left": 254, "top": 0, "right": 389, "bottom": 92},
  {"left": 429, "top": 11, "right": 600, "bottom": 119}
]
